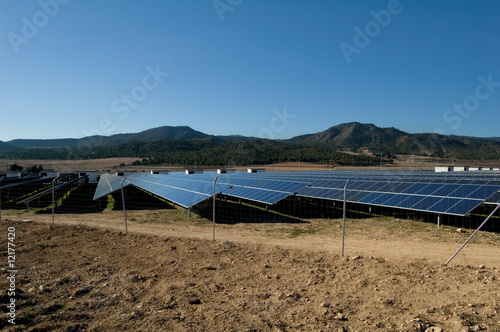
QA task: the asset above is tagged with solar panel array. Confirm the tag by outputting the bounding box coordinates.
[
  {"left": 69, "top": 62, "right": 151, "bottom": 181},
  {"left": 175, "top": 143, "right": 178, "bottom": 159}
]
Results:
[
  {"left": 93, "top": 172, "right": 308, "bottom": 208},
  {"left": 93, "top": 170, "right": 500, "bottom": 216},
  {"left": 240, "top": 170, "right": 500, "bottom": 216}
]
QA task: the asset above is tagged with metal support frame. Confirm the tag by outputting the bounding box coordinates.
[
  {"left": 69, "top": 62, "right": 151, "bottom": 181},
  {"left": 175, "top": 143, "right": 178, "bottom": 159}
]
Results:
[
  {"left": 445, "top": 204, "right": 500, "bottom": 266},
  {"left": 120, "top": 177, "right": 128, "bottom": 235},
  {"left": 342, "top": 179, "right": 350, "bottom": 256}
]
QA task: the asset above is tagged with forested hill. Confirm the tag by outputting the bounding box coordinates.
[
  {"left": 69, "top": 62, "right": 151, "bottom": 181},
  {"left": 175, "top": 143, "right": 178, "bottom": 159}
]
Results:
[
  {"left": 2, "top": 123, "right": 500, "bottom": 164},
  {"left": 287, "top": 122, "right": 500, "bottom": 160},
  {"left": 0, "top": 137, "right": 380, "bottom": 167}
]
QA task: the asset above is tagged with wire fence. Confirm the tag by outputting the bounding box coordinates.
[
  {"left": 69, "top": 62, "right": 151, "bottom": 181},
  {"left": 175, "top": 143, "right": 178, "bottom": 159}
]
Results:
[{"left": 1, "top": 174, "right": 499, "bottom": 233}]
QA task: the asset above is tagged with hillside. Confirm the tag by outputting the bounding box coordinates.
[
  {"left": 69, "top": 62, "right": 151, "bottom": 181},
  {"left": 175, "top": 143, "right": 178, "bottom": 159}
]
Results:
[
  {"left": 288, "top": 122, "right": 500, "bottom": 159},
  {"left": 3, "top": 122, "right": 500, "bottom": 162},
  {"left": 0, "top": 140, "right": 15, "bottom": 151}
]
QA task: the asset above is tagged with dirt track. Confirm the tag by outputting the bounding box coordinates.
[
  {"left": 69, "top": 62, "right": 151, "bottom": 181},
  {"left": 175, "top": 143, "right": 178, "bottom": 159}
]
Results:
[{"left": 1, "top": 212, "right": 499, "bottom": 331}]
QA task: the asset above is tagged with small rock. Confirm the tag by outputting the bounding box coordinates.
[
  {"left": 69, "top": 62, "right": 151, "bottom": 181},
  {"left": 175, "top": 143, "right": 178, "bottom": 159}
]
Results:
[
  {"left": 129, "top": 311, "right": 140, "bottom": 319},
  {"left": 479, "top": 264, "right": 485, "bottom": 269},
  {"left": 188, "top": 298, "right": 202, "bottom": 305},
  {"left": 334, "top": 313, "right": 347, "bottom": 321},
  {"left": 321, "top": 302, "right": 330, "bottom": 308},
  {"left": 39, "top": 285, "right": 51, "bottom": 293},
  {"left": 221, "top": 240, "right": 235, "bottom": 248},
  {"left": 72, "top": 286, "right": 93, "bottom": 297},
  {"left": 457, "top": 228, "right": 466, "bottom": 233}
]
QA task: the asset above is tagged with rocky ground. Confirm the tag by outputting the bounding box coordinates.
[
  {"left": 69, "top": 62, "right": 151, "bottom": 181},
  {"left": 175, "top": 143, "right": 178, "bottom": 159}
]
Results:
[{"left": 0, "top": 214, "right": 499, "bottom": 331}]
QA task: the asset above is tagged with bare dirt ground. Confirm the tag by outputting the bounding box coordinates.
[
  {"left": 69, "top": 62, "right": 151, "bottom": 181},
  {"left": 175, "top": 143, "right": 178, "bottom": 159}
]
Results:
[{"left": 1, "top": 209, "right": 499, "bottom": 331}]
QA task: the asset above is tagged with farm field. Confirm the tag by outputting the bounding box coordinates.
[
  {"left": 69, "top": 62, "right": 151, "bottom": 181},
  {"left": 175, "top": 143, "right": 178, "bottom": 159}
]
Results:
[{"left": 1, "top": 210, "right": 499, "bottom": 331}]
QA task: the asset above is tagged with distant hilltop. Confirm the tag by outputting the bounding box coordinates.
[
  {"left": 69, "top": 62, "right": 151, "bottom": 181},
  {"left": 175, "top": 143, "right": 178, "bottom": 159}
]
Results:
[{"left": 1, "top": 122, "right": 500, "bottom": 161}]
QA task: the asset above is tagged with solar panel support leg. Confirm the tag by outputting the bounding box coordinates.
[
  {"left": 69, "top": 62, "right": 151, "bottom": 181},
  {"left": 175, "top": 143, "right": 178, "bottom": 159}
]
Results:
[
  {"left": 445, "top": 204, "right": 500, "bottom": 266},
  {"left": 437, "top": 214, "right": 441, "bottom": 229},
  {"left": 188, "top": 208, "right": 191, "bottom": 218}
]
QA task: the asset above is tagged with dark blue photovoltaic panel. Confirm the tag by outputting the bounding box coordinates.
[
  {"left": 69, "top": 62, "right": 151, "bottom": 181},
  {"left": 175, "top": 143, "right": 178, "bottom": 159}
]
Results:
[
  {"left": 325, "top": 189, "right": 344, "bottom": 200},
  {"left": 358, "top": 192, "right": 382, "bottom": 204},
  {"left": 347, "top": 181, "right": 369, "bottom": 190},
  {"left": 372, "top": 193, "right": 397, "bottom": 205},
  {"left": 94, "top": 169, "right": 500, "bottom": 216},
  {"left": 297, "top": 187, "right": 323, "bottom": 198},
  {"left": 346, "top": 191, "right": 370, "bottom": 202},
  {"left": 466, "top": 185, "right": 500, "bottom": 199},
  {"left": 395, "top": 195, "right": 426, "bottom": 209},
  {"left": 444, "top": 199, "right": 482, "bottom": 215},
  {"left": 383, "top": 194, "right": 411, "bottom": 206},
  {"left": 415, "top": 184, "right": 443, "bottom": 195},
  {"left": 431, "top": 184, "right": 462, "bottom": 197},
  {"left": 385, "top": 183, "right": 413, "bottom": 193},
  {"left": 447, "top": 185, "right": 479, "bottom": 198},
  {"left": 411, "top": 196, "right": 442, "bottom": 211},
  {"left": 427, "top": 198, "right": 462, "bottom": 213},
  {"left": 226, "top": 186, "right": 290, "bottom": 205},
  {"left": 402, "top": 183, "right": 429, "bottom": 194},
  {"left": 374, "top": 182, "right": 392, "bottom": 192},
  {"left": 364, "top": 182, "right": 384, "bottom": 191}
]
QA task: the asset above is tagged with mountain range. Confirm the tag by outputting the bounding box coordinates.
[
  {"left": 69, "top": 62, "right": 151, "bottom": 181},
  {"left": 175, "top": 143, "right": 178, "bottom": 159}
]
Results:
[{"left": 1, "top": 122, "right": 500, "bottom": 161}]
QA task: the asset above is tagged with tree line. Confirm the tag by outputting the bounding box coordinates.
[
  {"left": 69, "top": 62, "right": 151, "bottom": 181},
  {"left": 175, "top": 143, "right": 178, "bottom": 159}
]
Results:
[{"left": 0, "top": 138, "right": 384, "bottom": 167}]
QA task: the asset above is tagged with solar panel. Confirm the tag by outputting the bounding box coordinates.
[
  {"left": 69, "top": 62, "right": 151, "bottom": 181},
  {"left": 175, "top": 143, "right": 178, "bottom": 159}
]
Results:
[
  {"left": 430, "top": 184, "right": 462, "bottom": 197},
  {"left": 410, "top": 196, "right": 441, "bottom": 211},
  {"left": 466, "top": 185, "right": 500, "bottom": 199},
  {"left": 444, "top": 199, "right": 483, "bottom": 215},
  {"left": 93, "top": 173, "right": 131, "bottom": 200},
  {"left": 395, "top": 195, "right": 426, "bottom": 209},
  {"left": 93, "top": 169, "right": 500, "bottom": 216},
  {"left": 402, "top": 183, "right": 429, "bottom": 194},
  {"left": 414, "top": 183, "right": 443, "bottom": 195},
  {"left": 427, "top": 198, "right": 462, "bottom": 214}
]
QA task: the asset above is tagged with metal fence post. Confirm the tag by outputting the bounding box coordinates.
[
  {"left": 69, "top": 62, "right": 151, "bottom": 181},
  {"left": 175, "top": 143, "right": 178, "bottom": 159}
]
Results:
[
  {"left": 342, "top": 179, "right": 350, "bottom": 256},
  {"left": 213, "top": 176, "right": 218, "bottom": 242},
  {"left": 52, "top": 175, "right": 60, "bottom": 224},
  {"left": 0, "top": 176, "right": 4, "bottom": 221},
  {"left": 120, "top": 177, "right": 128, "bottom": 235}
]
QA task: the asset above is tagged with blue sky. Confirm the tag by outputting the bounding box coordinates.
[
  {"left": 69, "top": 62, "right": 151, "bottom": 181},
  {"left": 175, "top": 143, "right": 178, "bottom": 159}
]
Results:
[{"left": 1, "top": 0, "right": 499, "bottom": 141}]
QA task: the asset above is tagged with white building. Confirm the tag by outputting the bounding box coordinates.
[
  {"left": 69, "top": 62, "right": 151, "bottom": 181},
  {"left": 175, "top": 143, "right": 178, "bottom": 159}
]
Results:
[
  {"left": 115, "top": 170, "right": 136, "bottom": 177},
  {"left": 452, "top": 166, "right": 469, "bottom": 172},
  {"left": 217, "top": 169, "right": 235, "bottom": 174},
  {"left": 0, "top": 171, "right": 21, "bottom": 178},
  {"left": 151, "top": 170, "right": 170, "bottom": 175},
  {"left": 78, "top": 171, "right": 98, "bottom": 183},
  {"left": 186, "top": 169, "right": 203, "bottom": 175},
  {"left": 40, "top": 170, "right": 60, "bottom": 179},
  {"left": 247, "top": 168, "right": 265, "bottom": 173},
  {"left": 435, "top": 166, "right": 452, "bottom": 173}
]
